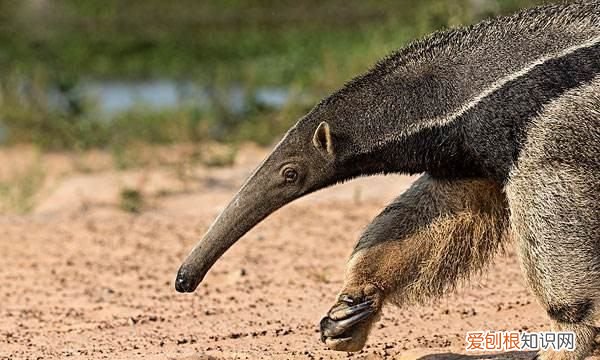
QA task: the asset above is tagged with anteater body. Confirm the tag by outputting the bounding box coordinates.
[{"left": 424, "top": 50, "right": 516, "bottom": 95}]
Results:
[{"left": 177, "top": 2, "right": 600, "bottom": 359}]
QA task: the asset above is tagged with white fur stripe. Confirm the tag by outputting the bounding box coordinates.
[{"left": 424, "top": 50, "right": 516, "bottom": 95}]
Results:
[{"left": 388, "top": 35, "right": 600, "bottom": 142}]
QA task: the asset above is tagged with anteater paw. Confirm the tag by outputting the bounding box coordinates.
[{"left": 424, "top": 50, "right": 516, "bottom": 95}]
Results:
[{"left": 320, "top": 285, "right": 382, "bottom": 352}]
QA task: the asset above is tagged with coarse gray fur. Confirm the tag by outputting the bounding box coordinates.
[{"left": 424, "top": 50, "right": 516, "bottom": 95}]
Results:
[{"left": 176, "top": 2, "right": 600, "bottom": 359}]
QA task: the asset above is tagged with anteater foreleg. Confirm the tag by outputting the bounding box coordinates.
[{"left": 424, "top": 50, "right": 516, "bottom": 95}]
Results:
[{"left": 321, "top": 175, "right": 510, "bottom": 351}]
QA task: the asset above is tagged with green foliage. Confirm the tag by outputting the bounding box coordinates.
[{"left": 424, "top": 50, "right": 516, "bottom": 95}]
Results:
[
  {"left": 0, "top": 154, "right": 46, "bottom": 213},
  {"left": 0, "top": 0, "right": 549, "bottom": 150},
  {"left": 200, "top": 147, "right": 237, "bottom": 168},
  {"left": 0, "top": 0, "right": 547, "bottom": 81},
  {"left": 119, "top": 188, "right": 144, "bottom": 213}
]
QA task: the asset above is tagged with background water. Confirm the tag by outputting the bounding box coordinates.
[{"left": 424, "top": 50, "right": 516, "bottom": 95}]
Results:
[{"left": 46, "top": 81, "right": 294, "bottom": 118}]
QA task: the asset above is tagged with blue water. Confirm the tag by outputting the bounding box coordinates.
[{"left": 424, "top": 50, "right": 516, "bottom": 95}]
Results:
[
  {"left": 0, "top": 79, "right": 302, "bottom": 144},
  {"left": 48, "top": 80, "right": 294, "bottom": 117},
  {"left": 83, "top": 81, "right": 181, "bottom": 114}
]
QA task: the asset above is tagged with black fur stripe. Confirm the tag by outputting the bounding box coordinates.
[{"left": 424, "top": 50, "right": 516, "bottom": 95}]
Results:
[
  {"left": 461, "top": 41, "right": 600, "bottom": 182},
  {"left": 336, "top": 41, "right": 600, "bottom": 183}
]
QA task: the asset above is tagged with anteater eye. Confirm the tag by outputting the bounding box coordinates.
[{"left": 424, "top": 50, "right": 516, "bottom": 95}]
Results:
[{"left": 283, "top": 168, "right": 298, "bottom": 183}]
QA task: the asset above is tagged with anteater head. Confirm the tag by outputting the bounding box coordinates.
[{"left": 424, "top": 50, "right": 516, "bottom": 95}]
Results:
[
  {"left": 175, "top": 21, "right": 471, "bottom": 292},
  {"left": 174, "top": 41, "right": 460, "bottom": 292},
  {"left": 175, "top": 104, "right": 351, "bottom": 292}
]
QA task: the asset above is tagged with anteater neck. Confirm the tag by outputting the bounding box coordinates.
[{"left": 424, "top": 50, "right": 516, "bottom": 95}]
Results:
[
  {"left": 333, "top": 35, "right": 600, "bottom": 184},
  {"left": 336, "top": 124, "right": 483, "bottom": 181}
]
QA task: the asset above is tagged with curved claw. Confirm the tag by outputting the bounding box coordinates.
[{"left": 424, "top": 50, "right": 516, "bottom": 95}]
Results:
[
  {"left": 320, "top": 299, "right": 375, "bottom": 339},
  {"left": 339, "top": 294, "right": 354, "bottom": 304},
  {"left": 329, "top": 300, "right": 374, "bottom": 320}
]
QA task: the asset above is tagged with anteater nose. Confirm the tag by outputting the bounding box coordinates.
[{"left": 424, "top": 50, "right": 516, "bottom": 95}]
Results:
[{"left": 175, "top": 267, "right": 198, "bottom": 293}]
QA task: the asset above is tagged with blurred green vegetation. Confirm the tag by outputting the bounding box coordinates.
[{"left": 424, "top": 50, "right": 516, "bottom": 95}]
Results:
[
  {"left": 0, "top": 0, "right": 548, "bottom": 150},
  {"left": 0, "top": 151, "right": 45, "bottom": 213},
  {"left": 119, "top": 187, "right": 144, "bottom": 213}
]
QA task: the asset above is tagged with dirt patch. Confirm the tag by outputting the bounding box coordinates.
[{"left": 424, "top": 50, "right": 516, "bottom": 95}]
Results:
[{"left": 0, "top": 146, "right": 578, "bottom": 359}]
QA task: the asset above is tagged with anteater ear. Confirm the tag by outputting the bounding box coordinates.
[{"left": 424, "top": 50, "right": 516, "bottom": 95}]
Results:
[{"left": 312, "top": 121, "right": 334, "bottom": 156}]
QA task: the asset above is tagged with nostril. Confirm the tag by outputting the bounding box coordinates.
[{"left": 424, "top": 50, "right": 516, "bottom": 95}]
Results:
[
  {"left": 175, "top": 268, "right": 193, "bottom": 292},
  {"left": 175, "top": 265, "right": 208, "bottom": 293},
  {"left": 175, "top": 276, "right": 186, "bottom": 292}
]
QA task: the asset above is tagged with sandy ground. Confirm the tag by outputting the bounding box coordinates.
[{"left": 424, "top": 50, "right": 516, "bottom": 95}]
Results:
[{"left": 0, "top": 145, "right": 595, "bottom": 359}]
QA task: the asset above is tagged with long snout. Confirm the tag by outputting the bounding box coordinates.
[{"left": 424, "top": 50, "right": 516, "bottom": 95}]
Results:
[
  {"left": 175, "top": 187, "right": 271, "bottom": 292},
  {"left": 174, "top": 203, "right": 256, "bottom": 292},
  {"left": 175, "top": 159, "right": 297, "bottom": 292}
]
